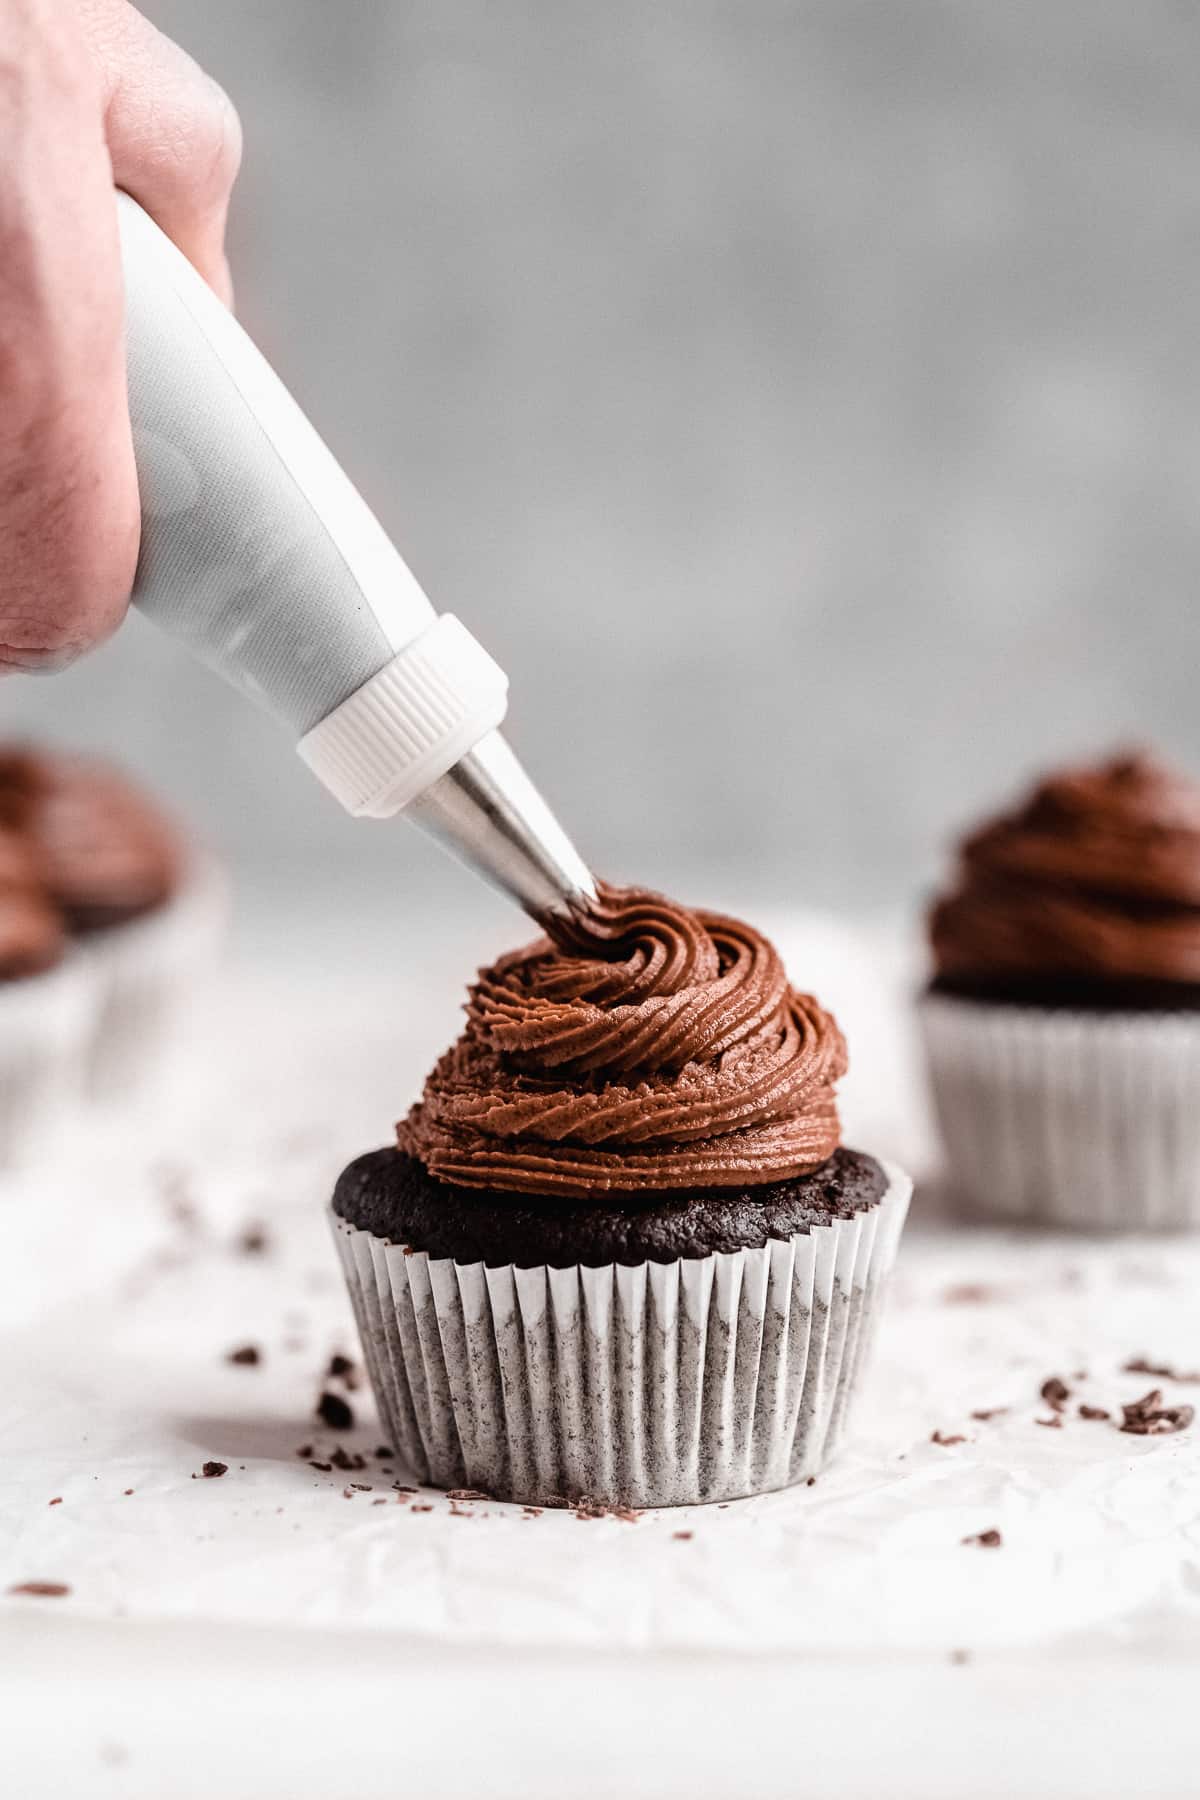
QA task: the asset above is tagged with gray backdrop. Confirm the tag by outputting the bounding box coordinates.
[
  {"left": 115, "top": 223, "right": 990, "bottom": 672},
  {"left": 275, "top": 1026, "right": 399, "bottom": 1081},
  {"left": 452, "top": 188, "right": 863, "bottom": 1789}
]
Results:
[{"left": 7, "top": 1, "right": 1199, "bottom": 915}]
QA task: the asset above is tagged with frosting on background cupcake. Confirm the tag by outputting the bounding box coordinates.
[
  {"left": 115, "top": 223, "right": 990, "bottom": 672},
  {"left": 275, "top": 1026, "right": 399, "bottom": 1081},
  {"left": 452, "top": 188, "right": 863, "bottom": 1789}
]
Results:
[
  {"left": 929, "top": 751, "right": 1200, "bottom": 1005},
  {"left": 0, "top": 748, "right": 182, "bottom": 934},
  {"left": 0, "top": 825, "right": 64, "bottom": 980}
]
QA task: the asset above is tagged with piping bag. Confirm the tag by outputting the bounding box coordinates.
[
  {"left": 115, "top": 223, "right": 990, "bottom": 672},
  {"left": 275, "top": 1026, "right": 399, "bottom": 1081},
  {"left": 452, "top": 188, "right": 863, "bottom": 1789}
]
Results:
[{"left": 117, "top": 194, "right": 594, "bottom": 924}]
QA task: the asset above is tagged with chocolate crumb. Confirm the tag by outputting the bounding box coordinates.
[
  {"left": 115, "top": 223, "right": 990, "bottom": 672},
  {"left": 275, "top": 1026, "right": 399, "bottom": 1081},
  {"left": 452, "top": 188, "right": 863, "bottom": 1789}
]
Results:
[
  {"left": 805, "top": 1476, "right": 817, "bottom": 1486},
  {"left": 1079, "top": 1404, "right": 1111, "bottom": 1422},
  {"left": 970, "top": 1408, "right": 1008, "bottom": 1421},
  {"left": 316, "top": 1391, "right": 354, "bottom": 1431},
  {"left": 446, "top": 1488, "right": 490, "bottom": 1502},
  {"left": 350, "top": 1483, "right": 372, "bottom": 1492},
  {"left": 1120, "top": 1388, "right": 1195, "bottom": 1436},
  {"left": 961, "top": 1529, "right": 1002, "bottom": 1548},
  {"left": 523, "top": 1506, "right": 543, "bottom": 1518},
  {"left": 123, "top": 1489, "right": 133, "bottom": 1497},
  {"left": 673, "top": 1530, "right": 694, "bottom": 1541},
  {"left": 308, "top": 1461, "right": 333, "bottom": 1473},
  {"left": 371, "top": 1497, "right": 388, "bottom": 1505},
  {"left": 931, "top": 1430, "right": 966, "bottom": 1447},
  {"left": 1035, "top": 1415, "right": 1064, "bottom": 1429},
  {"left": 392, "top": 1483, "right": 416, "bottom": 1494},
  {"left": 375, "top": 1445, "right": 394, "bottom": 1459},
  {"left": 201, "top": 1461, "right": 228, "bottom": 1478},
  {"left": 226, "top": 1345, "right": 261, "bottom": 1367},
  {"left": 48, "top": 1497, "right": 62, "bottom": 1507},
  {"left": 237, "top": 1224, "right": 270, "bottom": 1255},
  {"left": 326, "top": 1353, "right": 360, "bottom": 1389},
  {"left": 1124, "top": 1356, "right": 1200, "bottom": 1383},
  {"left": 411, "top": 1503, "right": 434, "bottom": 1513},
  {"left": 543, "top": 1495, "right": 570, "bottom": 1510},
  {"left": 295, "top": 1445, "right": 314, "bottom": 1460},
  {"left": 8, "top": 1581, "right": 70, "bottom": 1597},
  {"left": 1040, "top": 1376, "right": 1070, "bottom": 1411},
  {"left": 329, "top": 1446, "right": 367, "bottom": 1472},
  {"left": 342, "top": 1487, "right": 355, "bottom": 1499}
]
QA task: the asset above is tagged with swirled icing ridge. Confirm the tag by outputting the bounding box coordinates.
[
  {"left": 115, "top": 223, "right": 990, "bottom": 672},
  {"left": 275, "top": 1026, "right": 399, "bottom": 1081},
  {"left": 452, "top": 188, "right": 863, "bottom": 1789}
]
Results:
[{"left": 397, "top": 885, "right": 847, "bottom": 1197}]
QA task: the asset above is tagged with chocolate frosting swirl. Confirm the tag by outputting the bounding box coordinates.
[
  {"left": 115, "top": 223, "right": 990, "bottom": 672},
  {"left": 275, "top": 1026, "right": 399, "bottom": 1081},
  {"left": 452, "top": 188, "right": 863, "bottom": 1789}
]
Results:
[
  {"left": 930, "top": 751, "right": 1200, "bottom": 985},
  {"left": 397, "top": 885, "right": 847, "bottom": 1197}
]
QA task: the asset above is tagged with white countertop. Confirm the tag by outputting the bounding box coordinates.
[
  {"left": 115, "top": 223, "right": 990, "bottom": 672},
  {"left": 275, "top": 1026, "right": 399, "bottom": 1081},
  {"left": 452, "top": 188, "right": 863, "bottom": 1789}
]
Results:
[{"left": 4, "top": 899, "right": 1200, "bottom": 1798}]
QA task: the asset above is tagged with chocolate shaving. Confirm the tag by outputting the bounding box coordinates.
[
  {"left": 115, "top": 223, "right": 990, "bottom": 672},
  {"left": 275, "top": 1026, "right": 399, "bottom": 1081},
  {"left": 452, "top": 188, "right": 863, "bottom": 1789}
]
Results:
[
  {"left": 673, "top": 1530, "right": 694, "bottom": 1541},
  {"left": 1124, "top": 1356, "right": 1200, "bottom": 1383},
  {"left": 1040, "top": 1376, "right": 1070, "bottom": 1411},
  {"left": 411, "top": 1503, "right": 433, "bottom": 1513},
  {"left": 295, "top": 1445, "right": 314, "bottom": 1459},
  {"left": 236, "top": 1224, "right": 269, "bottom": 1255},
  {"left": 375, "top": 1445, "right": 395, "bottom": 1459},
  {"left": 1035, "top": 1415, "right": 1063, "bottom": 1429},
  {"left": 308, "top": 1461, "right": 333, "bottom": 1472},
  {"left": 931, "top": 1430, "right": 966, "bottom": 1446},
  {"left": 48, "top": 1497, "right": 62, "bottom": 1507},
  {"left": 8, "top": 1581, "right": 70, "bottom": 1597},
  {"left": 1119, "top": 1389, "right": 1195, "bottom": 1437},
  {"left": 1079, "top": 1404, "right": 1111, "bottom": 1421},
  {"left": 326, "top": 1354, "right": 360, "bottom": 1390},
  {"left": 961, "top": 1529, "right": 1002, "bottom": 1548},
  {"left": 970, "top": 1408, "right": 1008, "bottom": 1421},
  {"left": 226, "top": 1345, "right": 261, "bottom": 1366},
  {"left": 316, "top": 1392, "right": 354, "bottom": 1431},
  {"left": 201, "top": 1461, "right": 228, "bottom": 1478},
  {"left": 330, "top": 1446, "right": 367, "bottom": 1472},
  {"left": 446, "top": 1488, "right": 490, "bottom": 1502}
]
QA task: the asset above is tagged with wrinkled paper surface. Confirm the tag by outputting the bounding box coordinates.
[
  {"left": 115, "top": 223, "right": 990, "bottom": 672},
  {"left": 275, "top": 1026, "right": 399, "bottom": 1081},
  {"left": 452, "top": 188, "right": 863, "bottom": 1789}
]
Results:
[{"left": 4, "top": 906, "right": 1200, "bottom": 1655}]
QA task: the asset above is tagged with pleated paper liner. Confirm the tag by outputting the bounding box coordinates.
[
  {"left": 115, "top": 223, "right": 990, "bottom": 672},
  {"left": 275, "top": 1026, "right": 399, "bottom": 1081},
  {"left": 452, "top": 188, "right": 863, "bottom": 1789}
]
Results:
[
  {"left": 331, "top": 1160, "right": 911, "bottom": 1508},
  {"left": 920, "top": 990, "right": 1200, "bottom": 1229}
]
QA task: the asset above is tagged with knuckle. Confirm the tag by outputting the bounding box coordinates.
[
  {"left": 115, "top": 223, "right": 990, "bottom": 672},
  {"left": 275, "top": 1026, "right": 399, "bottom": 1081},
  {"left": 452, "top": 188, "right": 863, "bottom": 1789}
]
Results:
[{"left": 186, "top": 75, "right": 243, "bottom": 202}]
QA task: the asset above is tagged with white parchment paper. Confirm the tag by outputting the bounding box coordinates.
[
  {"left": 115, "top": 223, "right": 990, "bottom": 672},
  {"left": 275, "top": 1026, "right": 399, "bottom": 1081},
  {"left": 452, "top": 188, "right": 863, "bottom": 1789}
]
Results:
[{"left": 4, "top": 905, "right": 1200, "bottom": 1657}]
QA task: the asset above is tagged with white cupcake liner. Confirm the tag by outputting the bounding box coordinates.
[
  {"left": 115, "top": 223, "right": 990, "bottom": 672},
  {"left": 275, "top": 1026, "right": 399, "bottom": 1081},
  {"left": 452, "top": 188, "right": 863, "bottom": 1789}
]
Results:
[
  {"left": 919, "top": 990, "right": 1200, "bottom": 1230},
  {"left": 330, "top": 1161, "right": 911, "bottom": 1508},
  {"left": 80, "top": 852, "right": 229, "bottom": 1101},
  {"left": 0, "top": 954, "right": 95, "bottom": 1166}
]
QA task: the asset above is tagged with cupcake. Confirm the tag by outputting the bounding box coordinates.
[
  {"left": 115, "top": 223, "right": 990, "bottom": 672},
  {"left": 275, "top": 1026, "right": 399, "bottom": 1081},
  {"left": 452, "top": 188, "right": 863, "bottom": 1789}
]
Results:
[
  {"left": 920, "top": 750, "right": 1200, "bottom": 1228},
  {"left": 0, "top": 824, "right": 93, "bottom": 1163},
  {"left": 331, "top": 886, "right": 910, "bottom": 1507},
  {"left": 0, "top": 748, "right": 227, "bottom": 1099}
]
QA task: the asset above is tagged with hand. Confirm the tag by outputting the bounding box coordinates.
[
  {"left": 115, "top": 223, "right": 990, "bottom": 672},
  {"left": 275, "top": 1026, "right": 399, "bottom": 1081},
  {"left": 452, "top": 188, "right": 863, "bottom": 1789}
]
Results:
[{"left": 0, "top": 0, "right": 241, "bottom": 672}]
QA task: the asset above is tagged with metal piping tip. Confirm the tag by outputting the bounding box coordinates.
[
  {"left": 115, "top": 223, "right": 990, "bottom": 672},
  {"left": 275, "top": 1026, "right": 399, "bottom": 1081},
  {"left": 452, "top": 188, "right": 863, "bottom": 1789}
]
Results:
[{"left": 405, "top": 729, "right": 595, "bottom": 925}]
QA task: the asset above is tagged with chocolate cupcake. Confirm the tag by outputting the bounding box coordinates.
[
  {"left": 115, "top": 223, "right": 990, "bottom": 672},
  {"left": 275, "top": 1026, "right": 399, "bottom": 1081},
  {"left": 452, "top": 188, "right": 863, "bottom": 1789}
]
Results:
[
  {"left": 0, "top": 748, "right": 227, "bottom": 1100},
  {"left": 331, "top": 887, "right": 910, "bottom": 1506},
  {"left": 920, "top": 751, "right": 1200, "bottom": 1227},
  {"left": 0, "top": 824, "right": 93, "bottom": 1164}
]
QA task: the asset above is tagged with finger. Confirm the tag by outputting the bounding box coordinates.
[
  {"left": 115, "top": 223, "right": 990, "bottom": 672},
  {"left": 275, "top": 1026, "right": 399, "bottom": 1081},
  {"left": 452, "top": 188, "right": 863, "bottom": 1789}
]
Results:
[
  {"left": 0, "top": 0, "right": 138, "bottom": 670},
  {"left": 77, "top": 0, "right": 242, "bottom": 296}
]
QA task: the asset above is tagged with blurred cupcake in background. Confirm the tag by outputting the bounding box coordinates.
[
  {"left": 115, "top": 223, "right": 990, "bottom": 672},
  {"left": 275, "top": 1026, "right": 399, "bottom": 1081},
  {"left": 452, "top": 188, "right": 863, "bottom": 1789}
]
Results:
[
  {"left": 920, "top": 750, "right": 1200, "bottom": 1229},
  {"left": 0, "top": 822, "right": 93, "bottom": 1164},
  {"left": 0, "top": 747, "right": 228, "bottom": 1105}
]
